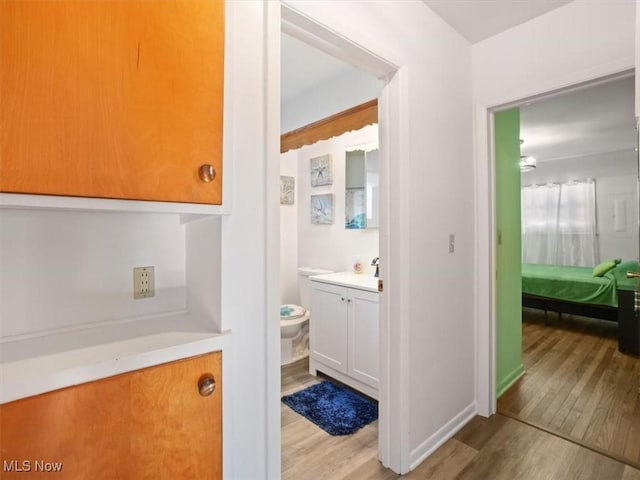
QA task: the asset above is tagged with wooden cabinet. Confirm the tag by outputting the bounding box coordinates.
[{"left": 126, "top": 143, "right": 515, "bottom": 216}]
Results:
[
  {"left": 0, "top": 351, "right": 222, "bottom": 479},
  {"left": 309, "top": 280, "right": 379, "bottom": 398},
  {"left": 0, "top": 0, "right": 224, "bottom": 205}
]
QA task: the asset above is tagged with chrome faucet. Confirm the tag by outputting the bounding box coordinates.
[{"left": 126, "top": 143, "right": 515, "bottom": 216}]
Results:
[{"left": 371, "top": 257, "right": 380, "bottom": 278}]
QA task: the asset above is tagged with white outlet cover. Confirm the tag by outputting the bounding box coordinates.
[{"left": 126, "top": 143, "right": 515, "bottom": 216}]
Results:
[{"left": 133, "top": 266, "right": 155, "bottom": 299}]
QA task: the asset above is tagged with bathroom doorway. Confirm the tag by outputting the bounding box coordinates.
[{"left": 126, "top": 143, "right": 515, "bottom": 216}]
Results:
[{"left": 278, "top": 7, "right": 395, "bottom": 477}]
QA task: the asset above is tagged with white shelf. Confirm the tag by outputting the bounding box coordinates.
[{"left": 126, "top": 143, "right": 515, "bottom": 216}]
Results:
[
  {"left": 0, "top": 312, "right": 230, "bottom": 404},
  {"left": 0, "top": 193, "right": 231, "bottom": 220}
]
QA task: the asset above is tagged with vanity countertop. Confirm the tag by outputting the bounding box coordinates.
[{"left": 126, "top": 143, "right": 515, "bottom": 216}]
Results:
[{"left": 310, "top": 271, "right": 379, "bottom": 293}]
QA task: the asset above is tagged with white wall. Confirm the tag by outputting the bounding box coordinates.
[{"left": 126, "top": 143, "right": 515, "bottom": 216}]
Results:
[
  {"left": 218, "top": 1, "right": 280, "bottom": 478},
  {"left": 296, "top": 124, "right": 380, "bottom": 276},
  {"left": 522, "top": 150, "right": 638, "bottom": 263},
  {"left": 0, "top": 210, "right": 186, "bottom": 339},
  {"left": 285, "top": 0, "right": 475, "bottom": 473},
  {"left": 280, "top": 149, "right": 299, "bottom": 305},
  {"left": 281, "top": 68, "right": 383, "bottom": 133},
  {"left": 472, "top": 1, "right": 636, "bottom": 106},
  {"left": 472, "top": 0, "right": 636, "bottom": 417}
]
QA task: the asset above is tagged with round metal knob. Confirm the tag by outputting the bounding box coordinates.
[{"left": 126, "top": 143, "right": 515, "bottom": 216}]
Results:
[
  {"left": 198, "top": 164, "right": 216, "bottom": 183},
  {"left": 198, "top": 374, "right": 216, "bottom": 397}
]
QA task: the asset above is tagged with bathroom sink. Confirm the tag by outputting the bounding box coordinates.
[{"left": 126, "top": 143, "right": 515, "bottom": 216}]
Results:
[{"left": 309, "top": 271, "right": 379, "bottom": 292}]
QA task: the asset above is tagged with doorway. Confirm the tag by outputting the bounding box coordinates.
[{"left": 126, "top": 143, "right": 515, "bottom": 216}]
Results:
[
  {"left": 278, "top": 4, "right": 398, "bottom": 476},
  {"left": 493, "top": 73, "right": 640, "bottom": 467}
]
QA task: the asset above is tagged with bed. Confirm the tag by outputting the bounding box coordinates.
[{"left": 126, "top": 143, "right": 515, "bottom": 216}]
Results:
[{"left": 521, "top": 261, "right": 639, "bottom": 355}]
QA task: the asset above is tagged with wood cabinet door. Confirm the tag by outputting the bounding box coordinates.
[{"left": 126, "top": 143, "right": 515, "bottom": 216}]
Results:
[
  {"left": 347, "top": 288, "right": 380, "bottom": 388},
  {"left": 0, "top": 352, "right": 222, "bottom": 479},
  {"left": 309, "top": 281, "right": 349, "bottom": 374},
  {"left": 0, "top": 0, "right": 224, "bottom": 204}
]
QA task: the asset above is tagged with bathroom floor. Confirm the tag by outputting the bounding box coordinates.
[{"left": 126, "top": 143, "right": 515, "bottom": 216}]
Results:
[{"left": 280, "top": 358, "right": 389, "bottom": 480}]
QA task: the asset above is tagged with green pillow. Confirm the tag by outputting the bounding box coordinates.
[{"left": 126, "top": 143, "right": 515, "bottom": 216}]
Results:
[{"left": 593, "top": 260, "right": 617, "bottom": 277}]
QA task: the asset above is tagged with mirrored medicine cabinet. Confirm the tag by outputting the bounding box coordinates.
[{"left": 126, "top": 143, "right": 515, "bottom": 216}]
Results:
[{"left": 345, "top": 145, "right": 379, "bottom": 229}]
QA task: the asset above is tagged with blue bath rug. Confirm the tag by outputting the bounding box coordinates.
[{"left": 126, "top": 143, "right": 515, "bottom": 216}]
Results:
[{"left": 281, "top": 381, "right": 378, "bottom": 436}]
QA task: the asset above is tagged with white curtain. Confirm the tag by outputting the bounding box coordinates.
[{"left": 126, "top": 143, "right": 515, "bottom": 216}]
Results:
[{"left": 522, "top": 179, "right": 599, "bottom": 266}]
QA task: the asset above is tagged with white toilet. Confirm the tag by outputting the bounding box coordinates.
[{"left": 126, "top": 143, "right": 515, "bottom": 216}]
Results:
[{"left": 280, "top": 266, "right": 333, "bottom": 365}]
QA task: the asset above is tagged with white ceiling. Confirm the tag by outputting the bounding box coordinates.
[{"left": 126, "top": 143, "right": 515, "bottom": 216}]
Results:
[
  {"left": 282, "top": 1, "right": 576, "bottom": 106},
  {"left": 521, "top": 76, "right": 636, "bottom": 163},
  {"left": 281, "top": 33, "right": 356, "bottom": 105},
  {"left": 422, "top": 0, "right": 572, "bottom": 43}
]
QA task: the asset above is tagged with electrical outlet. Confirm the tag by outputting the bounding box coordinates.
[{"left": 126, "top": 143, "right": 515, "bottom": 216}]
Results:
[
  {"left": 449, "top": 234, "right": 455, "bottom": 253},
  {"left": 133, "top": 266, "right": 155, "bottom": 299}
]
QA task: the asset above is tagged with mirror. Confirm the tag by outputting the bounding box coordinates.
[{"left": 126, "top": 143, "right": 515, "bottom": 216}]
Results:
[{"left": 345, "top": 145, "right": 379, "bottom": 229}]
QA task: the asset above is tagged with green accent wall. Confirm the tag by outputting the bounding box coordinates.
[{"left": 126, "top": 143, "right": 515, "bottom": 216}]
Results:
[{"left": 495, "top": 108, "right": 525, "bottom": 398}]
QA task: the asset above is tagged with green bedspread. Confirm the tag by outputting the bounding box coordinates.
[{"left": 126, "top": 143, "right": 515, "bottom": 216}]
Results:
[
  {"left": 614, "top": 261, "right": 640, "bottom": 292},
  {"left": 522, "top": 263, "right": 618, "bottom": 307}
]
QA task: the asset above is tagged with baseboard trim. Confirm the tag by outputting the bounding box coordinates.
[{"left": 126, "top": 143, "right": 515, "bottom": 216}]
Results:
[
  {"left": 408, "top": 402, "right": 477, "bottom": 471},
  {"left": 496, "top": 363, "right": 525, "bottom": 398}
]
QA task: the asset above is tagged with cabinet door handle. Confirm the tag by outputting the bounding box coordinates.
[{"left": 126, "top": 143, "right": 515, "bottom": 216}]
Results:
[
  {"left": 341, "top": 297, "right": 345, "bottom": 301},
  {"left": 347, "top": 299, "right": 351, "bottom": 303},
  {"left": 198, "top": 164, "right": 217, "bottom": 183},
  {"left": 198, "top": 373, "right": 216, "bottom": 397}
]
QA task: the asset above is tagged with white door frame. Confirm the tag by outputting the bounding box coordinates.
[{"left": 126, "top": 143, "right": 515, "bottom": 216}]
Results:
[
  {"left": 473, "top": 68, "right": 637, "bottom": 418},
  {"left": 274, "top": 3, "right": 406, "bottom": 473},
  {"left": 473, "top": 102, "right": 497, "bottom": 417}
]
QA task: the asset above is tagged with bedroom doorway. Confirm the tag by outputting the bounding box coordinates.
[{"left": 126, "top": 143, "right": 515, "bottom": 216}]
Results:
[{"left": 493, "top": 73, "right": 640, "bottom": 468}]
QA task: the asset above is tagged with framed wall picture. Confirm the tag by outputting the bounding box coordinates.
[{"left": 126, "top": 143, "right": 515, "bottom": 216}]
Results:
[
  {"left": 310, "top": 194, "right": 333, "bottom": 224},
  {"left": 280, "top": 176, "right": 295, "bottom": 205},
  {"left": 310, "top": 154, "right": 332, "bottom": 187}
]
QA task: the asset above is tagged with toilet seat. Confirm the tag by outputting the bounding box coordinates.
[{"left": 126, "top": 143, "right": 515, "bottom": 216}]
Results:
[{"left": 280, "top": 304, "right": 308, "bottom": 321}]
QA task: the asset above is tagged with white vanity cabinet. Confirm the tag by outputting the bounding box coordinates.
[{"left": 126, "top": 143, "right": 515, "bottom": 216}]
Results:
[{"left": 309, "top": 273, "right": 379, "bottom": 399}]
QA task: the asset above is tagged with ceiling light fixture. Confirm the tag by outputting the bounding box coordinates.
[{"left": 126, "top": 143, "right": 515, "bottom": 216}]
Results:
[
  {"left": 520, "top": 155, "right": 537, "bottom": 172},
  {"left": 519, "top": 139, "right": 536, "bottom": 172}
]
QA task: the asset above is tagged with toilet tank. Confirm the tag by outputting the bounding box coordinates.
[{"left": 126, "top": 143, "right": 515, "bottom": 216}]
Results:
[{"left": 298, "top": 267, "right": 333, "bottom": 310}]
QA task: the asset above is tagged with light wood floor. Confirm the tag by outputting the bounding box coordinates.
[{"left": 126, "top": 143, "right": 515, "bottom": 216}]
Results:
[
  {"left": 282, "top": 356, "right": 640, "bottom": 479},
  {"left": 281, "top": 359, "right": 383, "bottom": 480},
  {"left": 498, "top": 308, "right": 640, "bottom": 468}
]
